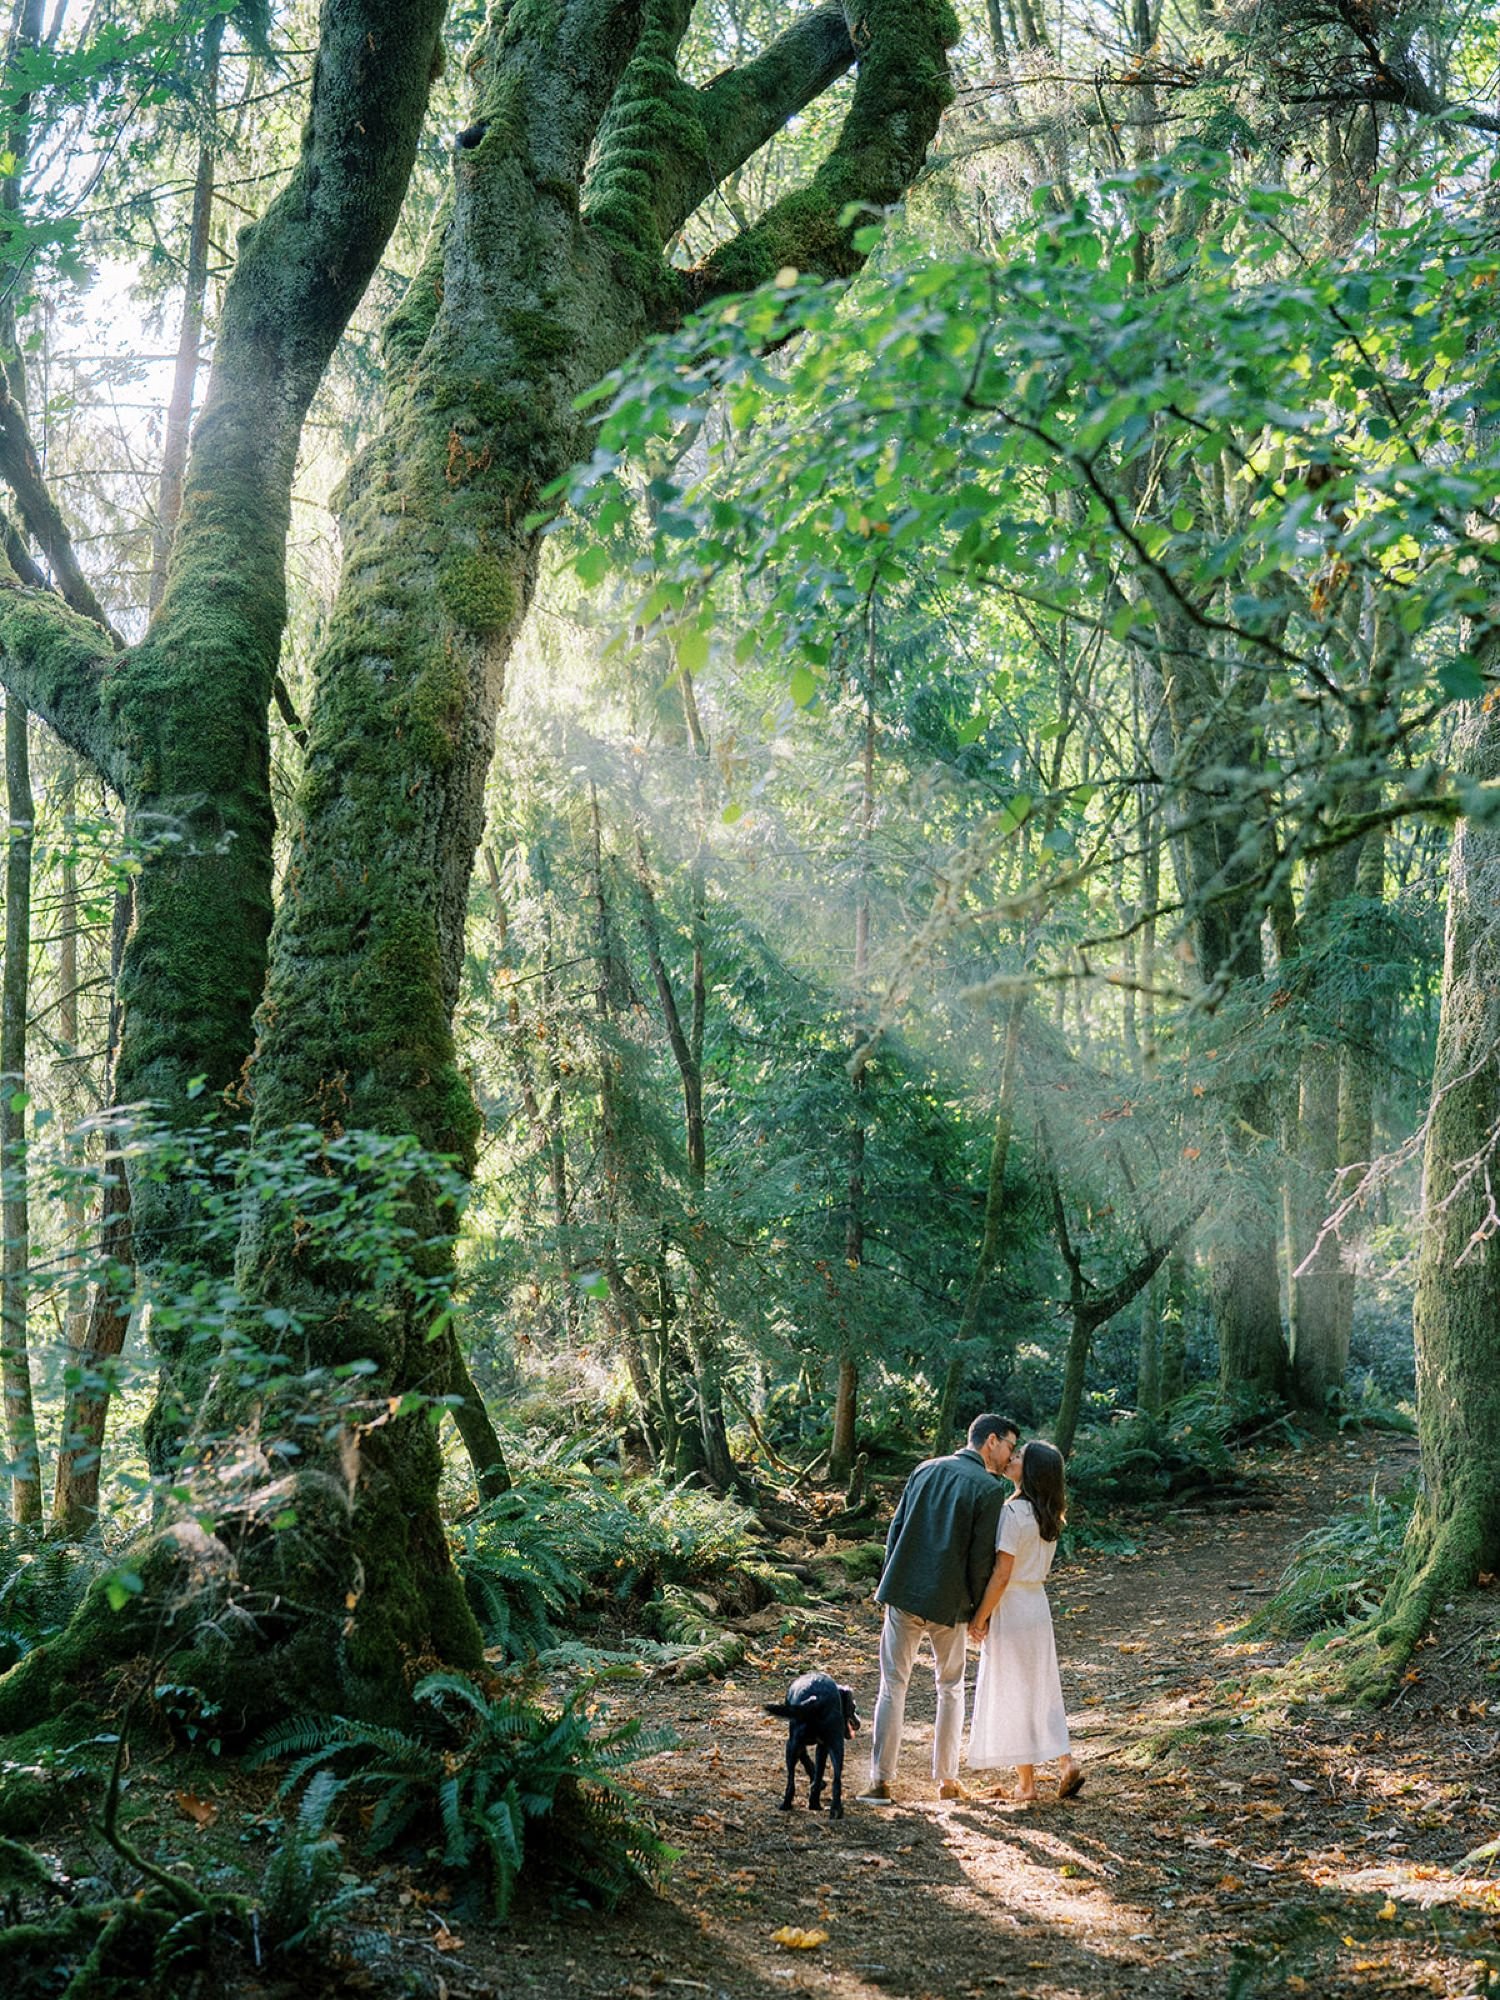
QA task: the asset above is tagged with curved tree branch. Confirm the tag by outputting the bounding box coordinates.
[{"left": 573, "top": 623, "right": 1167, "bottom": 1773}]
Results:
[{"left": 696, "top": 0, "right": 959, "bottom": 294}]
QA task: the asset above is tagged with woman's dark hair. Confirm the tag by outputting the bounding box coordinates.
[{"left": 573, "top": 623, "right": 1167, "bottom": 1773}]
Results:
[{"left": 1018, "top": 1440, "right": 1067, "bottom": 1543}]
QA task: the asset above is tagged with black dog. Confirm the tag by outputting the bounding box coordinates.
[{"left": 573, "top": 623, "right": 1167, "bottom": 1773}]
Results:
[{"left": 765, "top": 1673, "right": 860, "bottom": 1819}]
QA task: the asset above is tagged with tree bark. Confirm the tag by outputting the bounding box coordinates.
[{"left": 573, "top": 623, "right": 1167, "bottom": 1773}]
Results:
[
  {"left": 0, "top": 696, "right": 36, "bottom": 1523},
  {"left": 1356, "top": 685, "right": 1500, "bottom": 1692}
]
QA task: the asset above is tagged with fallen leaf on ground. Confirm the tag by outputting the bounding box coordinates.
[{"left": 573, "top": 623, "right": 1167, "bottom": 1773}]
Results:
[
  {"left": 770, "top": 1927, "right": 828, "bottom": 1950},
  {"left": 173, "top": 1792, "right": 218, "bottom": 1827}
]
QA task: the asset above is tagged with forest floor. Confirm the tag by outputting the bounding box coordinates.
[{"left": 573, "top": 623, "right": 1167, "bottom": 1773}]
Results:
[
  {"left": 15, "top": 1433, "right": 1500, "bottom": 1999},
  {"left": 394, "top": 1431, "right": 1500, "bottom": 2000}
]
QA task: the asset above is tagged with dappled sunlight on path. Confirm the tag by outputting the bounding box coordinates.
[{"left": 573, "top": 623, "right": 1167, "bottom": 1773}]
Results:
[{"left": 434, "top": 1435, "right": 1497, "bottom": 2000}]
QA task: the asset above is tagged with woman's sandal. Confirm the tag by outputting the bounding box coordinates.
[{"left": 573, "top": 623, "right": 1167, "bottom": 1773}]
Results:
[{"left": 1057, "top": 1768, "right": 1085, "bottom": 1801}]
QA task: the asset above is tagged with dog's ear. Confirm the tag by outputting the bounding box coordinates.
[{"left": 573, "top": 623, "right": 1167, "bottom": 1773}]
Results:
[{"left": 840, "top": 1687, "right": 861, "bottom": 1734}]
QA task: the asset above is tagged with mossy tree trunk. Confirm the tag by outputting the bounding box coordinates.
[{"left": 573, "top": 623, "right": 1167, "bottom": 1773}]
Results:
[
  {"left": 1, "top": 697, "right": 37, "bottom": 1524},
  {"left": 1352, "top": 684, "right": 1500, "bottom": 1696},
  {"left": 0, "top": 0, "right": 958, "bottom": 1724}
]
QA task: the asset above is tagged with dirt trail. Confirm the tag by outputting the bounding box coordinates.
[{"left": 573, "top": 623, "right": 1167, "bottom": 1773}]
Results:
[{"left": 404, "top": 1434, "right": 1500, "bottom": 2000}]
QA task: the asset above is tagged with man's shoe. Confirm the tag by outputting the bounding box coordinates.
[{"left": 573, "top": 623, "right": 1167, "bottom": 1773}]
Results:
[
  {"left": 856, "top": 1780, "right": 895, "bottom": 1804},
  {"left": 937, "top": 1780, "right": 969, "bottom": 1801}
]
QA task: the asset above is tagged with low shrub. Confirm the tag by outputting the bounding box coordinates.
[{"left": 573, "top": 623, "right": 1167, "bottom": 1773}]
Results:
[
  {"left": 455, "top": 1452, "right": 768, "bottom": 1660},
  {"left": 1066, "top": 1387, "right": 1241, "bottom": 1513},
  {"left": 0, "top": 1538, "right": 100, "bottom": 1672},
  {"left": 1246, "top": 1478, "right": 1415, "bottom": 1639},
  {"left": 251, "top": 1670, "right": 674, "bottom": 1917}
]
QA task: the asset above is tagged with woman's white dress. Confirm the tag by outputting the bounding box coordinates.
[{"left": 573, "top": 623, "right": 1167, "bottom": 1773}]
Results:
[{"left": 966, "top": 1495, "right": 1071, "bottom": 1768}]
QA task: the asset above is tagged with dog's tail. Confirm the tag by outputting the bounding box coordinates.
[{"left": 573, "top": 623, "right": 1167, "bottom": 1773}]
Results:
[{"left": 764, "top": 1699, "right": 817, "bottom": 1720}]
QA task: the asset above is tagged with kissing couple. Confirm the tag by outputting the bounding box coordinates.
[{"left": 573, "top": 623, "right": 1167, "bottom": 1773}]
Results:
[{"left": 857, "top": 1412, "right": 1083, "bottom": 1807}]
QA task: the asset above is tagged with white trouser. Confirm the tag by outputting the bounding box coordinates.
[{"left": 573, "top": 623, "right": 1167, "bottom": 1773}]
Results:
[{"left": 870, "top": 1603, "right": 969, "bottom": 1784}]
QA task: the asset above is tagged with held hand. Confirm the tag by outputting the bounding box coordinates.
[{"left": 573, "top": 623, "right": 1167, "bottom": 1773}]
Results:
[{"left": 968, "top": 1618, "right": 989, "bottom": 1644}]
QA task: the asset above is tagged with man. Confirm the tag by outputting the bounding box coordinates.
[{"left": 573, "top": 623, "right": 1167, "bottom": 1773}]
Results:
[{"left": 858, "top": 1413, "right": 1018, "bottom": 1804}]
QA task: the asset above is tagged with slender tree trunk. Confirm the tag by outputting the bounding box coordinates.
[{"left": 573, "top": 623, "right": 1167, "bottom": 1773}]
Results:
[
  {"left": 1160, "top": 1247, "right": 1189, "bottom": 1405},
  {"left": 632, "top": 801, "right": 732, "bottom": 1489},
  {"left": 1333, "top": 817, "right": 1385, "bottom": 1357},
  {"left": 148, "top": 11, "right": 223, "bottom": 614},
  {"left": 1137, "top": 1269, "right": 1164, "bottom": 1413},
  {"left": 447, "top": 1342, "right": 510, "bottom": 1502},
  {"left": 932, "top": 992, "right": 1023, "bottom": 1450},
  {"left": 50, "top": 886, "right": 133, "bottom": 1541},
  {"left": 833, "top": 660, "right": 876, "bottom": 1483},
  {"left": 1, "top": 697, "right": 37, "bottom": 1523},
  {"left": 486, "top": 845, "right": 577, "bottom": 1342},
  {"left": 1287, "top": 845, "right": 1362, "bottom": 1412}
]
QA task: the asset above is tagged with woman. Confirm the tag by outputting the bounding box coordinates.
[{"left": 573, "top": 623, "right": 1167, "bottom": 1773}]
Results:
[{"left": 965, "top": 1439, "right": 1083, "bottom": 1804}]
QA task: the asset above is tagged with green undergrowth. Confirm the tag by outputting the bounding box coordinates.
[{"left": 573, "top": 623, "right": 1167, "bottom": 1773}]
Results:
[
  {"left": 0, "top": 1536, "right": 103, "bottom": 1673},
  {"left": 1066, "top": 1387, "right": 1244, "bottom": 1513},
  {"left": 250, "top": 1667, "right": 674, "bottom": 1919},
  {"left": 1244, "top": 1478, "right": 1416, "bottom": 1641},
  {"left": 455, "top": 1446, "right": 782, "bottom": 1663},
  {"left": 0, "top": 1660, "right": 674, "bottom": 1996}
]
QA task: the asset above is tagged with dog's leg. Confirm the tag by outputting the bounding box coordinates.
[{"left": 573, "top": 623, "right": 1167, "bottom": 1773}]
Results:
[
  {"left": 809, "top": 1742, "right": 828, "bottom": 1812},
  {"left": 780, "top": 1736, "right": 799, "bottom": 1810},
  {"left": 829, "top": 1735, "right": 845, "bottom": 1818}
]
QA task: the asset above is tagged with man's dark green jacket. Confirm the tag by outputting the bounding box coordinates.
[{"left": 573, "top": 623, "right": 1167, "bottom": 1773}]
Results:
[{"left": 875, "top": 1447, "right": 1005, "bottom": 1627}]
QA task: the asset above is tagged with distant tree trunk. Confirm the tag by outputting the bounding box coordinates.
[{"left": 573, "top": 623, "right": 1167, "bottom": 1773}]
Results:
[
  {"left": 55, "top": 757, "right": 88, "bottom": 1354},
  {"left": 148, "top": 9, "right": 223, "bottom": 614},
  {"left": 591, "top": 788, "right": 700, "bottom": 1478},
  {"left": 51, "top": 887, "right": 133, "bottom": 1542},
  {"left": 447, "top": 1342, "right": 511, "bottom": 1502},
  {"left": 1151, "top": 588, "right": 1285, "bottom": 1401},
  {"left": 1137, "top": 1266, "right": 1163, "bottom": 1413},
  {"left": 1159, "top": 1246, "right": 1189, "bottom": 1405},
  {"left": 1333, "top": 817, "right": 1385, "bottom": 1356},
  {"left": 632, "top": 774, "right": 733, "bottom": 1490},
  {"left": 1046, "top": 1148, "right": 1201, "bottom": 1455},
  {"left": 486, "top": 844, "right": 578, "bottom": 1342},
  {"left": 834, "top": 660, "right": 876, "bottom": 1482},
  {"left": 1, "top": 697, "right": 37, "bottom": 1523},
  {"left": 933, "top": 992, "right": 1023, "bottom": 1450},
  {"left": 1287, "top": 838, "right": 1363, "bottom": 1411}
]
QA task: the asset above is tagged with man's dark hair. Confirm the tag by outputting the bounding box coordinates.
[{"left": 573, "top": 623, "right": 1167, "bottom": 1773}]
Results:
[{"left": 967, "top": 1413, "right": 1020, "bottom": 1450}]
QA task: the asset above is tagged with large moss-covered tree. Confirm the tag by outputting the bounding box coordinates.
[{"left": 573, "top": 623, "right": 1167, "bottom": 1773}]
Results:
[{"left": 0, "top": 0, "right": 958, "bottom": 1727}]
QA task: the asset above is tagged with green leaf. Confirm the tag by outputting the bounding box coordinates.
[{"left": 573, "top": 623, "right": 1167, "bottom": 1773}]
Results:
[
  {"left": 1437, "top": 657, "right": 1486, "bottom": 703},
  {"left": 789, "top": 665, "right": 818, "bottom": 708},
  {"left": 105, "top": 1567, "right": 144, "bottom": 1613},
  {"left": 721, "top": 801, "right": 744, "bottom": 825},
  {"left": 675, "top": 625, "right": 709, "bottom": 676},
  {"left": 575, "top": 544, "right": 611, "bottom": 588}
]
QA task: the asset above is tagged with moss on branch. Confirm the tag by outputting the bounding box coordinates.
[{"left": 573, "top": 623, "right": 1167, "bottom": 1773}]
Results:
[
  {"left": 699, "top": 0, "right": 958, "bottom": 293},
  {"left": 0, "top": 567, "right": 118, "bottom": 784}
]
